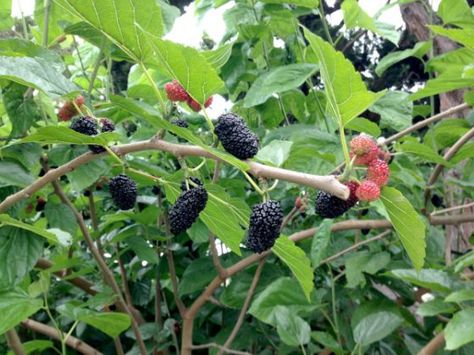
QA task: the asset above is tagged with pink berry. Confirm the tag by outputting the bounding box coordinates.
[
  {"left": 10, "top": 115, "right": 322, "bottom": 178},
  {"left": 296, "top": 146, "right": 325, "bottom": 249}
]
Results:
[
  {"left": 204, "top": 96, "right": 213, "bottom": 108},
  {"left": 367, "top": 159, "right": 390, "bottom": 186},
  {"left": 165, "top": 80, "right": 189, "bottom": 102},
  {"left": 187, "top": 97, "right": 202, "bottom": 112},
  {"left": 350, "top": 135, "right": 379, "bottom": 166},
  {"left": 356, "top": 180, "right": 380, "bottom": 201}
]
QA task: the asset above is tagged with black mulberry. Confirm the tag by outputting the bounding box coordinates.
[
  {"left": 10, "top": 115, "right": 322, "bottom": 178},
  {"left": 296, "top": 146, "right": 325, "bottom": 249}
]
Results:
[
  {"left": 245, "top": 200, "right": 283, "bottom": 254},
  {"left": 100, "top": 118, "right": 115, "bottom": 132},
  {"left": 180, "top": 177, "right": 203, "bottom": 191},
  {"left": 70, "top": 116, "right": 98, "bottom": 136},
  {"left": 109, "top": 174, "right": 138, "bottom": 210},
  {"left": 315, "top": 181, "right": 359, "bottom": 218},
  {"left": 214, "top": 113, "right": 259, "bottom": 160},
  {"left": 169, "top": 187, "right": 208, "bottom": 235},
  {"left": 171, "top": 118, "right": 189, "bottom": 129}
]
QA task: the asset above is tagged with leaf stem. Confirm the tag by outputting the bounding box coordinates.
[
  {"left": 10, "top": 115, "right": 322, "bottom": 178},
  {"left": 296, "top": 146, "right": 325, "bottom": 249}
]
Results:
[
  {"left": 319, "top": 2, "right": 334, "bottom": 46},
  {"left": 243, "top": 171, "right": 265, "bottom": 196},
  {"left": 140, "top": 63, "right": 167, "bottom": 114}
]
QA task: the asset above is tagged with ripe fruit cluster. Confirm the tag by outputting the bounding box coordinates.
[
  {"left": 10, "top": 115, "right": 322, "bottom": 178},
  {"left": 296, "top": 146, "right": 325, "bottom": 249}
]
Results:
[
  {"left": 349, "top": 134, "right": 391, "bottom": 202},
  {"left": 169, "top": 184, "right": 208, "bottom": 235},
  {"left": 70, "top": 116, "right": 115, "bottom": 153},
  {"left": 109, "top": 174, "right": 138, "bottom": 210},
  {"left": 164, "top": 80, "right": 213, "bottom": 112},
  {"left": 214, "top": 113, "right": 259, "bottom": 160},
  {"left": 58, "top": 96, "right": 85, "bottom": 121},
  {"left": 245, "top": 200, "right": 284, "bottom": 254}
]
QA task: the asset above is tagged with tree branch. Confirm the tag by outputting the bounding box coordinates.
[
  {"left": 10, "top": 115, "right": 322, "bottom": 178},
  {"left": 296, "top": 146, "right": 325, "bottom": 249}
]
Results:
[
  {"left": 0, "top": 138, "right": 349, "bottom": 214},
  {"left": 166, "top": 245, "right": 187, "bottom": 318},
  {"left": 417, "top": 331, "right": 445, "bottom": 355},
  {"left": 21, "top": 319, "right": 101, "bottom": 355},
  {"left": 5, "top": 329, "right": 25, "bottom": 355},
  {"left": 49, "top": 179, "right": 148, "bottom": 355},
  {"left": 218, "top": 258, "right": 266, "bottom": 354},
  {"left": 425, "top": 127, "right": 474, "bottom": 202}
]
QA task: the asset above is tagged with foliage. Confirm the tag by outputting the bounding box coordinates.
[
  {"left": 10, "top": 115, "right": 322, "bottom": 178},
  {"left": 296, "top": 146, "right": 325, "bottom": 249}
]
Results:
[{"left": 0, "top": 0, "right": 473, "bottom": 354}]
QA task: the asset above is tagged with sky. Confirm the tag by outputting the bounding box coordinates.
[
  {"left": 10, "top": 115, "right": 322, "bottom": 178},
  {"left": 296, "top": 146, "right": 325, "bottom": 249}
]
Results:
[{"left": 11, "top": 0, "right": 441, "bottom": 48}]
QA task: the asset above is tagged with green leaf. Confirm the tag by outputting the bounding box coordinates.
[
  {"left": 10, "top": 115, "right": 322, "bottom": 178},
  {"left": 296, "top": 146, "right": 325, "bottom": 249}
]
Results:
[
  {"left": 353, "top": 310, "right": 403, "bottom": 346},
  {"left": 0, "top": 39, "right": 64, "bottom": 71},
  {"left": 0, "top": 227, "right": 44, "bottom": 290},
  {"left": 0, "top": 56, "right": 78, "bottom": 98},
  {"left": 370, "top": 91, "right": 413, "bottom": 131},
  {"left": 375, "top": 41, "right": 431, "bottom": 76},
  {"left": 78, "top": 312, "right": 131, "bottom": 338},
  {"left": 388, "top": 269, "right": 453, "bottom": 292},
  {"left": 243, "top": 64, "right": 318, "bottom": 107},
  {"left": 18, "top": 126, "right": 120, "bottom": 146},
  {"left": 0, "top": 291, "right": 43, "bottom": 335},
  {"left": 68, "top": 158, "right": 110, "bottom": 192},
  {"left": 310, "top": 219, "right": 333, "bottom": 268},
  {"left": 0, "top": 161, "right": 35, "bottom": 187},
  {"left": 454, "top": 249, "right": 474, "bottom": 272},
  {"left": 429, "top": 25, "right": 474, "bottom": 49},
  {"left": 272, "top": 236, "right": 313, "bottom": 300},
  {"left": 249, "top": 277, "right": 316, "bottom": 325},
  {"left": 45, "top": 203, "right": 78, "bottom": 236},
  {"left": 346, "top": 252, "right": 390, "bottom": 288},
  {"left": 0, "top": 0, "right": 13, "bottom": 31},
  {"left": 451, "top": 141, "right": 474, "bottom": 165},
  {"left": 0, "top": 214, "right": 71, "bottom": 245},
  {"left": 202, "top": 43, "right": 234, "bottom": 70},
  {"left": 275, "top": 306, "right": 311, "bottom": 346},
  {"left": 399, "top": 141, "right": 450, "bottom": 165},
  {"left": 311, "top": 331, "right": 341, "bottom": 352},
  {"left": 3, "top": 83, "right": 42, "bottom": 138},
  {"left": 178, "top": 258, "right": 216, "bottom": 296},
  {"left": 342, "top": 0, "right": 400, "bottom": 45},
  {"left": 199, "top": 184, "right": 250, "bottom": 255},
  {"left": 7, "top": 340, "right": 54, "bottom": 355},
  {"left": 445, "top": 309, "right": 474, "bottom": 350},
  {"left": 56, "top": 0, "right": 224, "bottom": 103},
  {"left": 416, "top": 298, "right": 456, "bottom": 317},
  {"left": 380, "top": 187, "right": 426, "bottom": 270},
  {"left": 303, "top": 28, "right": 385, "bottom": 126},
  {"left": 445, "top": 289, "right": 474, "bottom": 303},
  {"left": 345, "top": 117, "right": 381, "bottom": 137},
  {"left": 438, "top": 0, "right": 474, "bottom": 28},
  {"left": 256, "top": 140, "right": 293, "bottom": 167}
]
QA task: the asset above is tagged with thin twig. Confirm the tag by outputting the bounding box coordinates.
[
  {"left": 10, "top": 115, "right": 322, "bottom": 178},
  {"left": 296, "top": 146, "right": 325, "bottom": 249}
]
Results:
[
  {"left": 42, "top": 0, "right": 51, "bottom": 47},
  {"left": 209, "top": 233, "right": 228, "bottom": 279},
  {"left": 281, "top": 206, "right": 299, "bottom": 230},
  {"left": 431, "top": 202, "right": 474, "bottom": 215},
  {"left": 116, "top": 243, "right": 134, "bottom": 306},
  {"left": 190, "top": 343, "right": 251, "bottom": 355},
  {"left": 319, "top": 230, "right": 391, "bottom": 265},
  {"left": 166, "top": 242, "right": 187, "bottom": 317},
  {"left": 5, "top": 329, "right": 25, "bottom": 355},
  {"left": 219, "top": 258, "right": 266, "bottom": 354},
  {"left": 417, "top": 331, "right": 445, "bottom": 355},
  {"left": 22, "top": 319, "right": 101, "bottom": 355}
]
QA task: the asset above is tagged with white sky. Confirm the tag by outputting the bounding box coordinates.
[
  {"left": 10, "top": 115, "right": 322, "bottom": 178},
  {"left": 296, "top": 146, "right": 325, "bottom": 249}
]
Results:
[{"left": 11, "top": 0, "right": 441, "bottom": 48}]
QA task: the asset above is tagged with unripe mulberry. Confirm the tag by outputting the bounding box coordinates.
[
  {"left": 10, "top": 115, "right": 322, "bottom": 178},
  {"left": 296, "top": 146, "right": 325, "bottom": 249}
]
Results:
[
  {"left": 350, "top": 135, "right": 379, "bottom": 166},
  {"left": 109, "top": 174, "right": 138, "bottom": 210},
  {"left": 169, "top": 187, "right": 208, "bottom": 235},
  {"left": 315, "top": 181, "right": 359, "bottom": 218},
  {"left": 180, "top": 177, "right": 203, "bottom": 191},
  {"left": 367, "top": 159, "right": 390, "bottom": 186},
  {"left": 187, "top": 96, "right": 213, "bottom": 112},
  {"left": 356, "top": 180, "right": 380, "bottom": 201},
  {"left": 245, "top": 200, "right": 283, "bottom": 254},
  {"left": 165, "top": 80, "right": 189, "bottom": 102},
  {"left": 214, "top": 113, "right": 259, "bottom": 160}
]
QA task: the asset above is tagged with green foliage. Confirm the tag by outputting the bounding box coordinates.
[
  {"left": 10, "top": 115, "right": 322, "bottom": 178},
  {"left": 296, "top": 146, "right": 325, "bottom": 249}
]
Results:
[{"left": 0, "top": 0, "right": 473, "bottom": 353}]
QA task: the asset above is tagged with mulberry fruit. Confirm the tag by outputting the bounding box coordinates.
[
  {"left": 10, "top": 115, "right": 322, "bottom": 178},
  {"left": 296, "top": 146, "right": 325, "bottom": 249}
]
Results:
[
  {"left": 356, "top": 180, "right": 380, "bottom": 201},
  {"left": 165, "top": 80, "right": 189, "bottom": 102},
  {"left": 187, "top": 96, "right": 213, "bottom": 112},
  {"left": 70, "top": 116, "right": 98, "bottom": 136},
  {"left": 109, "top": 174, "right": 138, "bottom": 210},
  {"left": 171, "top": 118, "right": 189, "bottom": 128},
  {"left": 367, "top": 159, "right": 390, "bottom": 186},
  {"left": 100, "top": 118, "right": 115, "bottom": 132},
  {"left": 214, "top": 113, "right": 259, "bottom": 160},
  {"left": 180, "top": 177, "right": 203, "bottom": 191},
  {"left": 315, "top": 181, "right": 359, "bottom": 218},
  {"left": 245, "top": 200, "right": 283, "bottom": 253},
  {"left": 350, "top": 135, "right": 379, "bottom": 166},
  {"left": 169, "top": 187, "right": 208, "bottom": 235}
]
